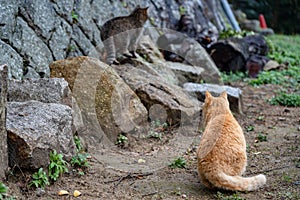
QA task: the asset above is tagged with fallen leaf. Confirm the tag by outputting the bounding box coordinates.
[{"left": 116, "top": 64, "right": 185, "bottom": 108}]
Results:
[
  {"left": 73, "top": 190, "right": 82, "bottom": 197},
  {"left": 58, "top": 190, "right": 69, "bottom": 196}
]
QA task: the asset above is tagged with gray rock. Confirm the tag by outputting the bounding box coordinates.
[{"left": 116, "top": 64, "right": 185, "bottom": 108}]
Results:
[
  {"left": 8, "top": 78, "right": 72, "bottom": 107},
  {"left": 12, "top": 17, "right": 53, "bottom": 77},
  {"left": 113, "top": 63, "right": 201, "bottom": 126},
  {"left": 184, "top": 83, "right": 243, "bottom": 114},
  {"left": 6, "top": 100, "right": 76, "bottom": 169},
  {"left": 0, "top": 40, "right": 23, "bottom": 80},
  {"left": 165, "top": 61, "right": 205, "bottom": 86},
  {"left": 50, "top": 57, "right": 148, "bottom": 147},
  {"left": 0, "top": 65, "right": 8, "bottom": 179},
  {"left": 184, "top": 41, "right": 223, "bottom": 84}
]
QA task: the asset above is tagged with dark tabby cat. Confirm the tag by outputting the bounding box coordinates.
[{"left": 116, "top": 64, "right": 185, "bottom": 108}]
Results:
[{"left": 100, "top": 6, "right": 148, "bottom": 65}]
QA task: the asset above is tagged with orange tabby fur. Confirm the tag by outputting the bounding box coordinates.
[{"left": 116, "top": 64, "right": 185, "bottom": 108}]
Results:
[{"left": 197, "top": 91, "right": 266, "bottom": 191}]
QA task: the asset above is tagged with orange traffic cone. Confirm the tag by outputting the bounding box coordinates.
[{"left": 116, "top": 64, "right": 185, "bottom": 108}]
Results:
[{"left": 259, "top": 14, "right": 267, "bottom": 29}]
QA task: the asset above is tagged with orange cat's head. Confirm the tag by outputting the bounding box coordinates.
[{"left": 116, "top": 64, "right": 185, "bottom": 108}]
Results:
[{"left": 202, "top": 91, "right": 230, "bottom": 126}]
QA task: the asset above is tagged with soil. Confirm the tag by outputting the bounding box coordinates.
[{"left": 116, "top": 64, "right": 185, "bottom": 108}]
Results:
[{"left": 4, "top": 82, "right": 300, "bottom": 200}]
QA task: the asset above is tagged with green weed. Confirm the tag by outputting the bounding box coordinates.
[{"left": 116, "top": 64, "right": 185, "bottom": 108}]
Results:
[
  {"left": 148, "top": 120, "right": 168, "bottom": 140},
  {"left": 269, "top": 92, "right": 300, "bottom": 107},
  {"left": 219, "top": 28, "right": 254, "bottom": 39},
  {"left": 257, "top": 132, "right": 267, "bottom": 142},
  {"left": 71, "top": 136, "right": 89, "bottom": 175},
  {"left": 169, "top": 157, "right": 186, "bottom": 169},
  {"left": 115, "top": 134, "right": 128, "bottom": 145},
  {"left": 0, "top": 182, "right": 7, "bottom": 199},
  {"left": 29, "top": 168, "right": 50, "bottom": 189},
  {"left": 245, "top": 125, "right": 254, "bottom": 132},
  {"left": 48, "top": 150, "right": 68, "bottom": 182},
  {"left": 71, "top": 10, "right": 78, "bottom": 23},
  {"left": 221, "top": 71, "right": 247, "bottom": 84},
  {"left": 215, "top": 191, "right": 245, "bottom": 200}
]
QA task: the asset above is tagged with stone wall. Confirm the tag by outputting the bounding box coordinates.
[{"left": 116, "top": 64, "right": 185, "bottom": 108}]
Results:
[{"left": 0, "top": 0, "right": 221, "bottom": 80}]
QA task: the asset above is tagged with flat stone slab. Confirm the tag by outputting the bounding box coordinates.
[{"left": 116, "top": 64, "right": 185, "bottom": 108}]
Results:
[{"left": 183, "top": 83, "right": 243, "bottom": 114}]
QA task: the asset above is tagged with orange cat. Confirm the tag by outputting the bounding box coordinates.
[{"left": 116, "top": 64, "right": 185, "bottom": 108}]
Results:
[{"left": 197, "top": 91, "right": 266, "bottom": 191}]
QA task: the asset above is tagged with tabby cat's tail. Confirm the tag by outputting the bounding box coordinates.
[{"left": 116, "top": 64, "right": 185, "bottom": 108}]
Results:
[{"left": 209, "top": 172, "right": 266, "bottom": 191}]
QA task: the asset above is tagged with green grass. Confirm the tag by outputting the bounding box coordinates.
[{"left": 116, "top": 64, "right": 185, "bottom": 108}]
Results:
[
  {"left": 215, "top": 191, "right": 245, "bottom": 200},
  {"left": 169, "top": 157, "right": 186, "bottom": 169},
  {"left": 269, "top": 92, "right": 300, "bottom": 107},
  {"left": 221, "top": 34, "right": 300, "bottom": 107}
]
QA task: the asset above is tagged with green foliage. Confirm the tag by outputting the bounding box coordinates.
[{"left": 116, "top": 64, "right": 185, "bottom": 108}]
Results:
[
  {"left": 269, "top": 92, "right": 300, "bottom": 107},
  {"left": 29, "top": 168, "right": 50, "bottom": 189},
  {"left": 248, "top": 70, "right": 287, "bottom": 86},
  {"left": 71, "top": 153, "right": 89, "bottom": 169},
  {"left": 282, "top": 173, "right": 292, "bottom": 183},
  {"left": 169, "top": 157, "right": 186, "bottom": 169},
  {"left": 48, "top": 150, "right": 68, "bottom": 182},
  {"left": 221, "top": 71, "right": 247, "bottom": 84},
  {"left": 245, "top": 125, "right": 254, "bottom": 132},
  {"left": 179, "top": 6, "right": 186, "bottom": 15},
  {"left": 0, "top": 182, "right": 7, "bottom": 200},
  {"left": 71, "top": 10, "right": 78, "bottom": 23},
  {"left": 74, "top": 136, "right": 82, "bottom": 153},
  {"left": 219, "top": 29, "right": 254, "bottom": 40},
  {"left": 71, "top": 136, "right": 89, "bottom": 175},
  {"left": 215, "top": 191, "right": 245, "bottom": 200},
  {"left": 257, "top": 132, "right": 267, "bottom": 142},
  {"left": 115, "top": 134, "right": 128, "bottom": 145},
  {"left": 148, "top": 120, "right": 168, "bottom": 140}
]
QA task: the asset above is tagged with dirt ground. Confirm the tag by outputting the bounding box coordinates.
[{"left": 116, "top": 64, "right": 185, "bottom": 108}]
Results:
[{"left": 5, "top": 82, "right": 300, "bottom": 200}]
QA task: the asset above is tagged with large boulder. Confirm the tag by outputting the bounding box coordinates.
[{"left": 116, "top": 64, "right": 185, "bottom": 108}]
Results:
[
  {"left": 50, "top": 56, "right": 148, "bottom": 147},
  {"left": 112, "top": 63, "right": 201, "bottom": 126},
  {"left": 6, "top": 101, "right": 75, "bottom": 169},
  {"left": 0, "top": 65, "right": 8, "bottom": 179}
]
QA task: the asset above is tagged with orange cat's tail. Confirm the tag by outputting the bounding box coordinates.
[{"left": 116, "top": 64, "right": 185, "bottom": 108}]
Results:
[{"left": 209, "top": 172, "right": 266, "bottom": 191}]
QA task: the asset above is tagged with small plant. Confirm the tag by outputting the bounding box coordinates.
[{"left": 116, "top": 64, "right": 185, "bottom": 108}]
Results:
[
  {"left": 115, "top": 134, "right": 128, "bottom": 145},
  {"left": 71, "top": 136, "right": 89, "bottom": 175},
  {"left": 256, "top": 115, "right": 265, "bottom": 121},
  {"left": 74, "top": 135, "right": 83, "bottom": 153},
  {"left": 71, "top": 10, "right": 78, "bottom": 23},
  {"left": 48, "top": 150, "right": 68, "bottom": 181},
  {"left": 71, "top": 153, "right": 89, "bottom": 169},
  {"left": 269, "top": 92, "right": 300, "bottom": 107},
  {"left": 257, "top": 132, "right": 267, "bottom": 142},
  {"left": 179, "top": 6, "right": 186, "bottom": 15},
  {"left": 215, "top": 191, "right": 245, "bottom": 200},
  {"left": 221, "top": 71, "right": 247, "bottom": 84},
  {"left": 245, "top": 125, "right": 254, "bottom": 132},
  {"left": 29, "top": 168, "right": 50, "bottom": 189},
  {"left": 219, "top": 28, "right": 254, "bottom": 40},
  {"left": 0, "top": 182, "right": 7, "bottom": 199},
  {"left": 148, "top": 120, "right": 168, "bottom": 140},
  {"left": 282, "top": 173, "right": 292, "bottom": 183},
  {"left": 169, "top": 157, "right": 186, "bottom": 169}
]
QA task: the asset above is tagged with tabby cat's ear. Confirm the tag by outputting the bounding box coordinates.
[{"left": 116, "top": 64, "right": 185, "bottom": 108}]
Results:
[
  {"left": 205, "top": 91, "right": 212, "bottom": 100},
  {"left": 220, "top": 91, "right": 228, "bottom": 99}
]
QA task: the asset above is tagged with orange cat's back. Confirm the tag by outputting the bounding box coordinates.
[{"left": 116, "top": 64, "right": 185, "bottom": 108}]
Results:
[{"left": 197, "top": 91, "right": 266, "bottom": 191}]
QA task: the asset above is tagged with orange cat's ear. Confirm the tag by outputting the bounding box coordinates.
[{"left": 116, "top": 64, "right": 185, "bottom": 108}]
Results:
[
  {"left": 220, "top": 91, "right": 228, "bottom": 99},
  {"left": 205, "top": 91, "right": 212, "bottom": 100}
]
